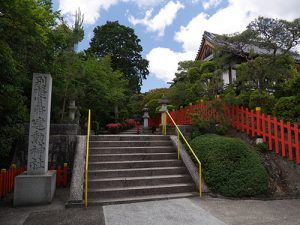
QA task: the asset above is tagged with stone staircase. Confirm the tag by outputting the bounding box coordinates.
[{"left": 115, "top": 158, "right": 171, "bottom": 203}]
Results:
[{"left": 87, "top": 135, "right": 198, "bottom": 205}]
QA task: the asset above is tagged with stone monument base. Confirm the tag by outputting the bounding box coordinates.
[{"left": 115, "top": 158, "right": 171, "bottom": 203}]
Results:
[{"left": 14, "top": 170, "right": 56, "bottom": 206}]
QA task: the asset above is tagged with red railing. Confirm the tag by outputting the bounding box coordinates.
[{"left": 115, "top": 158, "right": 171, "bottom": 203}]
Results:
[
  {"left": 149, "top": 117, "right": 160, "bottom": 128},
  {"left": 151, "top": 100, "right": 300, "bottom": 164},
  {"left": 0, "top": 166, "right": 25, "bottom": 199},
  {"left": 0, "top": 163, "right": 69, "bottom": 199}
]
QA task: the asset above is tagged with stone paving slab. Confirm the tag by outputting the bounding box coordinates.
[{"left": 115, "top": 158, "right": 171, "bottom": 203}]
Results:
[
  {"left": 23, "top": 208, "right": 104, "bottom": 225},
  {"left": 190, "top": 196, "right": 300, "bottom": 225},
  {"left": 103, "top": 198, "right": 226, "bottom": 225}
]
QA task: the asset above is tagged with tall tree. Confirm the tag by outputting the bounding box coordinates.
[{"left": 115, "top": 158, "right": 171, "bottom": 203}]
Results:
[
  {"left": 0, "top": 0, "right": 58, "bottom": 167},
  {"left": 78, "top": 56, "right": 127, "bottom": 126},
  {"left": 87, "top": 21, "right": 149, "bottom": 93}
]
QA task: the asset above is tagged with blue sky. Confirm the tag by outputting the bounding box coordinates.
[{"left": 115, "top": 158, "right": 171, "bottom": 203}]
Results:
[{"left": 52, "top": 0, "right": 300, "bottom": 93}]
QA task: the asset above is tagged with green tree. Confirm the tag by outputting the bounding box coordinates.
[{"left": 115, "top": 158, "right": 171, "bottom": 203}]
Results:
[
  {"left": 142, "top": 88, "right": 169, "bottom": 117},
  {"left": 168, "top": 60, "right": 223, "bottom": 106},
  {"left": 78, "top": 56, "right": 127, "bottom": 126},
  {"left": 87, "top": 21, "right": 149, "bottom": 93},
  {"left": 0, "top": 0, "right": 58, "bottom": 167}
]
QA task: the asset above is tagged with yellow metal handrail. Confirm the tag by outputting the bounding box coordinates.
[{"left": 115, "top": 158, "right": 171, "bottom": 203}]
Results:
[
  {"left": 84, "top": 109, "right": 91, "bottom": 208},
  {"left": 163, "top": 111, "right": 202, "bottom": 197}
]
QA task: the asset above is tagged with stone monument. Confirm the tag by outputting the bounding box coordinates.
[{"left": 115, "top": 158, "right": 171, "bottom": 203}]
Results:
[{"left": 14, "top": 73, "right": 56, "bottom": 206}]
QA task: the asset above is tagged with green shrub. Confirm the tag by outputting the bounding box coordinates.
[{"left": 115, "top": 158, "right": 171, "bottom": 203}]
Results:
[
  {"left": 273, "top": 96, "right": 300, "bottom": 123},
  {"left": 249, "top": 90, "right": 276, "bottom": 114},
  {"left": 256, "top": 142, "right": 268, "bottom": 152},
  {"left": 190, "top": 134, "right": 268, "bottom": 197},
  {"left": 191, "top": 116, "right": 214, "bottom": 138},
  {"left": 236, "top": 92, "right": 250, "bottom": 108},
  {"left": 215, "top": 123, "right": 229, "bottom": 135}
]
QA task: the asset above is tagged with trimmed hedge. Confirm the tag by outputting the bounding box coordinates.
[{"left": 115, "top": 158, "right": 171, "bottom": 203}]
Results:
[{"left": 190, "top": 134, "right": 268, "bottom": 197}]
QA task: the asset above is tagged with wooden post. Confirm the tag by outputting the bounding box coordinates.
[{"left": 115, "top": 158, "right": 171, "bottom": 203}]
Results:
[
  {"left": 0, "top": 171, "right": 3, "bottom": 198},
  {"left": 267, "top": 115, "right": 272, "bottom": 150},
  {"left": 63, "top": 163, "right": 68, "bottom": 187},
  {"left": 251, "top": 109, "right": 255, "bottom": 137},
  {"left": 1, "top": 169, "right": 6, "bottom": 198},
  {"left": 256, "top": 107, "right": 261, "bottom": 136},
  {"left": 56, "top": 166, "right": 61, "bottom": 187},
  {"left": 294, "top": 124, "right": 300, "bottom": 164},
  {"left": 287, "top": 122, "right": 293, "bottom": 160},
  {"left": 262, "top": 114, "right": 266, "bottom": 142},
  {"left": 274, "top": 117, "right": 279, "bottom": 154},
  {"left": 280, "top": 120, "right": 286, "bottom": 157}
]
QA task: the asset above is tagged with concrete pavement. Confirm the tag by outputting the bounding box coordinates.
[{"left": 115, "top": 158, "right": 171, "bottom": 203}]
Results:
[
  {"left": 104, "top": 196, "right": 300, "bottom": 225},
  {"left": 1, "top": 189, "right": 300, "bottom": 225},
  {"left": 0, "top": 189, "right": 105, "bottom": 225},
  {"left": 104, "top": 198, "right": 225, "bottom": 225},
  {"left": 190, "top": 196, "right": 300, "bottom": 225}
]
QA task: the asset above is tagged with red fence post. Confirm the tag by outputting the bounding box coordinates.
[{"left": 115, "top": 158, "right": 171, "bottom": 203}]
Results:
[
  {"left": 63, "top": 163, "right": 68, "bottom": 187},
  {"left": 188, "top": 103, "right": 193, "bottom": 125},
  {"left": 256, "top": 107, "right": 261, "bottom": 136},
  {"left": 274, "top": 117, "right": 279, "bottom": 154},
  {"left": 179, "top": 106, "right": 183, "bottom": 124},
  {"left": 251, "top": 109, "right": 255, "bottom": 137},
  {"left": 295, "top": 124, "right": 300, "bottom": 164},
  {"left": 1, "top": 169, "right": 7, "bottom": 198},
  {"left": 56, "top": 166, "right": 61, "bottom": 187},
  {"left": 7, "top": 168, "right": 11, "bottom": 193},
  {"left": 11, "top": 164, "right": 16, "bottom": 190},
  {"left": 241, "top": 107, "right": 245, "bottom": 132},
  {"left": 231, "top": 106, "right": 235, "bottom": 128},
  {"left": 287, "top": 122, "right": 293, "bottom": 160},
  {"left": 0, "top": 170, "right": 4, "bottom": 199},
  {"left": 280, "top": 120, "right": 286, "bottom": 157}
]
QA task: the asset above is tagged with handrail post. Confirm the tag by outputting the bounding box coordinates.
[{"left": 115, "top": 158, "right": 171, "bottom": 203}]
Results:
[
  {"left": 177, "top": 130, "right": 180, "bottom": 160},
  {"left": 84, "top": 109, "right": 91, "bottom": 208},
  {"left": 165, "top": 111, "right": 202, "bottom": 197},
  {"left": 163, "top": 112, "right": 167, "bottom": 135}
]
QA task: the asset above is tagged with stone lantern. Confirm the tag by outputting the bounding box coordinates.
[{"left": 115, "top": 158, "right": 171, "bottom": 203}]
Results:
[
  {"left": 142, "top": 104, "right": 150, "bottom": 129},
  {"left": 68, "top": 100, "right": 77, "bottom": 121},
  {"left": 158, "top": 95, "right": 169, "bottom": 132}
]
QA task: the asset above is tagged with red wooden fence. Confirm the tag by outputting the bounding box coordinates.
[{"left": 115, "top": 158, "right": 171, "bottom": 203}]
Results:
[
  {"left": 150, "top": 100, "right": 300, "bottom": 164},
  {"left": 0, "top": 163, "right": 69, "bottom": 199}
]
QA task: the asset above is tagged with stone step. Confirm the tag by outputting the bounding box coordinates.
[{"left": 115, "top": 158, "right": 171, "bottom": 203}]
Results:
[
  {"left": 90, "top": 135, "right": 170, "bottom": 141},
  {"left": 89, "top": 146, "right": 175, "bottom": 154},
  {"left": 88, "top": 174, "right": 193, "bottom": 188},
  {"left": 119, "top": 131, "right": 138, "bottom": 134},
  {"left": 88, "top": 159, "right": 182, "bottom": 170},
  {"left": 89, "top": 140, "right": 173, "bottom": 148},
  {"left": 88, "top": 167, "right": 187, "bottom": 178},
  {"left": 88, "top": 183, "right": 196, "bottom": 198},
  {"left": 89, "top": 153, "right": 177, "bottom": 162},
  {"left": 88, "top": 192, "right": 199, "bottom": 206}
]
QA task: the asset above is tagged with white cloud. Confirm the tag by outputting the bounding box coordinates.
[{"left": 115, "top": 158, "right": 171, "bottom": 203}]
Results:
[
  {"left": 125, "top": 0, "right": 167, "bottom": 8},
  {"left": 146, "top": 48, "right": 194, "bottom": 81},
  {"left": 128, "top": 1, "right": 184, "bottom": 36},
  {"left": 202, "top": 0, "right": 222, "bottom": 10},
  {"left": 58, "top": 0, "right": 167, "bottom": 25},
  {"left": 58, "top": 0, "right": 119, "bottom": 24},
  {"left": 148, "top": 0, "right": 300, "bottom": 82}
]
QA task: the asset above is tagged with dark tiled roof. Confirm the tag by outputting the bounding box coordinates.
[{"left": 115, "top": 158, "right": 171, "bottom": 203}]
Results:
[{"left": 196, "top": 31, "right": 300, "bottom": 63}]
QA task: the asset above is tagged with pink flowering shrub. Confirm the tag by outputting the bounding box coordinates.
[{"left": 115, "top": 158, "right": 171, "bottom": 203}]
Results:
[
  {"left": 106, "top": 123, "right": 123, "bottom": 133},
  {"left": 125, "top": 119, "right": 136, "bottom": 127}
]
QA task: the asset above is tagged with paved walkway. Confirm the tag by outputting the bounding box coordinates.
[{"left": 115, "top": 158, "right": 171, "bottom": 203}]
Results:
[{"left": 1, "top": 189, "right": 300, "bottom": 225}]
